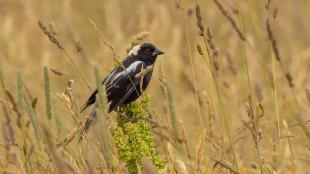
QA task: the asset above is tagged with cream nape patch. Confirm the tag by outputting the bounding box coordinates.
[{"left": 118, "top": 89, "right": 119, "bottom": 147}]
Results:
[{"left": 128, "top": 44, "right": 141, "bottom": 56}]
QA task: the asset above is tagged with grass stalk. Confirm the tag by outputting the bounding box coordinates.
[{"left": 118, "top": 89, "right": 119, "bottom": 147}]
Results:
[
  {"left": 95, "top": 67, "right": 114, "bottom": 173},
  {"left": 17, "top": 74, "right": 25, "bottom": 114},
  {"left": 44, "top": 67, "right": 53, "bottom": 121},
  {"left": 53, "top": 98, "right": 63, "bottom": 135},
  {"left": 18, "top": 73, "right": 41, "bottom": 145},
  {"left": 0, "top": 66, "right": 6, "bottom": 91},
  {"left": 179, "top": 0, "right": 204, "bottom": 129},
  {"left": 265, "top": 13, "right": 310, "bottom": 144},
  {"left": 38, "top": 21, "right": 92, "bottom": 92},
  {"left": 195, "top": 3, "right": 239, "bottom": 169},
  {"left": 88, "top": 18, "right": 121, "bottom": 62},
  {"left": 271, "top": 48, "right": 282, "bottom": 151},
  {"left": 158, "top": 65, "right": 180, "bottom": 140}
]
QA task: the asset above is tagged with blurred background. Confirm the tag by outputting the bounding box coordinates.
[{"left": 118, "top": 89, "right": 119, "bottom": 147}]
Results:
[{"left": 1, "top": 0, "right": 310, "bottom": 173}]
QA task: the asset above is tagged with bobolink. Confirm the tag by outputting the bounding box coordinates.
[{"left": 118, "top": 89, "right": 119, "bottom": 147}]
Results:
[{"left": 79, "top": 43, "right": 164, "bottom": 134}]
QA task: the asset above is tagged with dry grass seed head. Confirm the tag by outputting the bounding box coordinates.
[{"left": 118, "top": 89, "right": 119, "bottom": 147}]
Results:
[
  {"left": 195, "top": 5, "right": 204, "bottom": 33},
  {"left": 213, "top": 0, "right": 246, "bottom": 41},
  {"left": 206, "top": 27, "right": 220, "bottom": 70},
  {"left": 1, "top": 102, "right": 15, "bottom": 151},
  {"left": 196, "top": 44, "right": 203, "bottom": 56},
  {"left": 196, "top": 129, "right": 206, "bottom": 173},
  {"left": 266, "top": 19, "right": 294, "bottom": 88},
  {"left": 126, "top": 31, "right": 150, "bottom": 53},
  {"left": 5, "top": 91, "right": 23, "bottom": 128},
  {"left": 265, "top": 0, "right": 271, "bottom": 10},
  {"left": 38, "top": 20, "right": 63, "bottom": 49},
  {"left": 50, "top": 68, "right": 64, "bottom": 76}
]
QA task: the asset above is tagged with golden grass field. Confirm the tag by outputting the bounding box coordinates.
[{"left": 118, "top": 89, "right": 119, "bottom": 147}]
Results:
[{"left": 0, "top": 0, "right": 310, "bottom": 173}]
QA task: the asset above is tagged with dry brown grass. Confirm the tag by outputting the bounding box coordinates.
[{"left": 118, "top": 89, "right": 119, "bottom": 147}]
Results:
[{"left": 1, "top": 0, "right": 310, "bottom": 173}]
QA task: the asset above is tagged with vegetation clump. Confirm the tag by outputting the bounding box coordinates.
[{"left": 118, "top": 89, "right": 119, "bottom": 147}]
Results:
[{"left": 114, "top": 95, "right": 164, "bottom": 173}]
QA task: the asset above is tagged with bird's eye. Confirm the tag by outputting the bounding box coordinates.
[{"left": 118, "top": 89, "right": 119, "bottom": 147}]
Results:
[{"left": 145, "top": 49, "right": 151, "bottom": 54}]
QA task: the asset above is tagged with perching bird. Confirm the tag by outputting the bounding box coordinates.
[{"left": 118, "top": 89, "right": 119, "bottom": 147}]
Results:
[{"left": 79, "top": 43, "right": 164, "bottom": 135}]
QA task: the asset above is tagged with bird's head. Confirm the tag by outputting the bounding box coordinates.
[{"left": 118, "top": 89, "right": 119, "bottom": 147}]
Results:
[{"left": 128, "top": 43, "right": 164, "bottom": 63}]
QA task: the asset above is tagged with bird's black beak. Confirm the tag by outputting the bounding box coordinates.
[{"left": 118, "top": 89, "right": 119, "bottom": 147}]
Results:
[{"left": 153, "top": 48, "right": 165, "bottom": 56}]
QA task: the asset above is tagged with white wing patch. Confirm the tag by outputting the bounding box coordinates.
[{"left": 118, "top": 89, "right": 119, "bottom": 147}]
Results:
[
  {"left": 107, "top": 61, "right": 144, "bottom": 84},
  {"left": 126, "top": 61, "right": 143, "bottom": 72},
  {"left": 128, "top": 45, "right": 141, "bottom": 56}
]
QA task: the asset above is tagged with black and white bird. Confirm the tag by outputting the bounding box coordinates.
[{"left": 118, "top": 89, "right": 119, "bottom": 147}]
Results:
[{"left": 79, "top": 43, "right": 164, "bottom": 133}]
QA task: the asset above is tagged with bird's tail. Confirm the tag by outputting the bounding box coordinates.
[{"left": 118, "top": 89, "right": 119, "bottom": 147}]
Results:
[{"left": 78, "top": 106, "right": 97, "bottom": 143}]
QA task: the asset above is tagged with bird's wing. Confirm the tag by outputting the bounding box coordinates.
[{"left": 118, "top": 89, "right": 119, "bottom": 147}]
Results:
[
  {"left": 80, "top": 89, "right": 98, "bottom": 112},
  {"left": 80, "top": 67, "right": 120, "bottom": 112},
  {"left": 105, "top": 61, "right": 145, "bottom": 112},
  {"left": 80, "top": 61, "right": 145, "bottom": 113}
]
